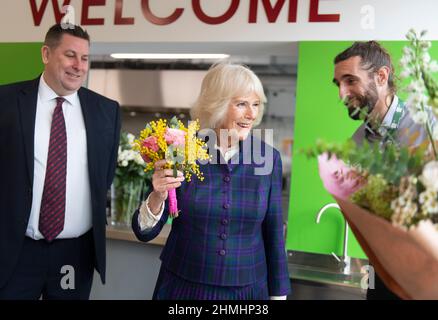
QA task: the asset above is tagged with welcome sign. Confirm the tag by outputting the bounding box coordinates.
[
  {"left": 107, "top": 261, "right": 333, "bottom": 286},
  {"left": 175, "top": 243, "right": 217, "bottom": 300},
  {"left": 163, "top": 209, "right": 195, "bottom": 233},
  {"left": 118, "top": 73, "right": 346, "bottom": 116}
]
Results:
[
  {"left": 28, "top": 0, "right": 340, "bottom": 26},
  {"left": 1, "top": 0, "right": 438, "bottom": 42}
]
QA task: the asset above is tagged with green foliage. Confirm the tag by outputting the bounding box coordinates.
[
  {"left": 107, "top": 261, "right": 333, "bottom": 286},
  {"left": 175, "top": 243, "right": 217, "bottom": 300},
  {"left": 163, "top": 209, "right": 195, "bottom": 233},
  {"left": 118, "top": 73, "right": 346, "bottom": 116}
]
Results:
[
  {"left": 303, "top": 138, "right": 356, "bottom": 161},
  {"left": 304, "top": 139, "right": 426, "bottom": 186},
  {"left": 169, "top": 116, "right": 180, "bottom": 128},
  {"left": 351, "top": 175, "right": 398, "bottom": 221}
]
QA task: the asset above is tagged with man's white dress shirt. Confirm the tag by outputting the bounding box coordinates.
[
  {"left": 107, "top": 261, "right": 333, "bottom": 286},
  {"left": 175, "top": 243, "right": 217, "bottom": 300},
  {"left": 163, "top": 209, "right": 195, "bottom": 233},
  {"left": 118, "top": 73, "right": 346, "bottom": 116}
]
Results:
[{"left": 26, "top": 75, "right": 92, "bottom": 240}]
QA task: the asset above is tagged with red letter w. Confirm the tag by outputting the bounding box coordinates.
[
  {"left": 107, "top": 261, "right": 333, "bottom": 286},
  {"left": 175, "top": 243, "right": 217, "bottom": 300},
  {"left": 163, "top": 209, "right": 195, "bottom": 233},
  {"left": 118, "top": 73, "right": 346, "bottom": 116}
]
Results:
[{"left": 29, "top": 0, "right": 72, "bottom": 26}]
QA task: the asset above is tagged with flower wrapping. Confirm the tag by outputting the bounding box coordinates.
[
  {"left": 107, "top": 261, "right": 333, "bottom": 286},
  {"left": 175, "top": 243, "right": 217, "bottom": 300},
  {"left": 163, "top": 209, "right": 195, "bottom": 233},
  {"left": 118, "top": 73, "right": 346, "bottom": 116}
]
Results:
[
  {"left": 317, "top": 152, "right": 438, "bottom": 299},
  {"left": 334, "top": 196, "right": 438, "bottom": 300}
]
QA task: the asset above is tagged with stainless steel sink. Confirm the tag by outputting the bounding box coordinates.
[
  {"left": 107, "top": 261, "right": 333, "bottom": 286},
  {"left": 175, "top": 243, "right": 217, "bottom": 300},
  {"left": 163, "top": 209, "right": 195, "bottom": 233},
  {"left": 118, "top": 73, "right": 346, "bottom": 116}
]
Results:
[{"left": 288, "top": 250, "right": 369, "bottom": 289}]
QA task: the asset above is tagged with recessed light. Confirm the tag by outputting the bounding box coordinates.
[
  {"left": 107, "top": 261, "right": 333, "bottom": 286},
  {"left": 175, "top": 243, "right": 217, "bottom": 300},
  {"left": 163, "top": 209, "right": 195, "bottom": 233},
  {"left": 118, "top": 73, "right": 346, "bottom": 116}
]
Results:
[{"left": 110, "top": 53, "right": 230, "bottom": 60}]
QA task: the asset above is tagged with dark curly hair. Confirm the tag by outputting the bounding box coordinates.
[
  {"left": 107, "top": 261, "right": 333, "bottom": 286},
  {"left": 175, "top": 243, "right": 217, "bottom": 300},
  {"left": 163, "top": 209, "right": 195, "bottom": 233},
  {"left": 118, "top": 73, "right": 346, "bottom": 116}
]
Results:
[{"left": 334, "top": 41, "right": 396, "bottom": 95}]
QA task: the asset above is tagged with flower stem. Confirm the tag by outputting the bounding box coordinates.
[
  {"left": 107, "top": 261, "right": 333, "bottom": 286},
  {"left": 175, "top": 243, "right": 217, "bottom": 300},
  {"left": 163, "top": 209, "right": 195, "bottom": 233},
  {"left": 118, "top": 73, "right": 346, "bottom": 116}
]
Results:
[{"left": 425, "top": 122, "right": 438, "bottom": 160}]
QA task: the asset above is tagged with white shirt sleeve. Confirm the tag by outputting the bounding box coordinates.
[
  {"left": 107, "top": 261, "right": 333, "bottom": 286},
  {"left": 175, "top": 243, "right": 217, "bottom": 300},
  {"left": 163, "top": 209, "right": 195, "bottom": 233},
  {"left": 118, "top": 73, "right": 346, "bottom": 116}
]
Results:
[
  {"left": 270, "top": 295, "right": 287, "bottom": 300},
  {"left": 138, "top": 193, "right": 165, "bottom": 231}
]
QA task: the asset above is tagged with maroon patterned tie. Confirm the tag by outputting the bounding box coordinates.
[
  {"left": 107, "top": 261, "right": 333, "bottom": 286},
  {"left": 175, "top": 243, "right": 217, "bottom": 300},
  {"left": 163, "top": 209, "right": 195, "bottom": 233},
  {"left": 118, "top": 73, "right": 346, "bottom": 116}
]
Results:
[{"left": 39, "top": 97, "right": 67, "bottom": 242}]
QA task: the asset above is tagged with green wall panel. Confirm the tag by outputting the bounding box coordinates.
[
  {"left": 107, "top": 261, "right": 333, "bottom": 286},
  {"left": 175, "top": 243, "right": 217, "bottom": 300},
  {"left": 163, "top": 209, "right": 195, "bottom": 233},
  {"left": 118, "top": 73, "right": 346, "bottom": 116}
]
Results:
[
  {"left": 287, "top": 40, "right": 438, "bottom": 259},
  {"left": 0, "top": 43, "right": 43, "bottom": 85}
]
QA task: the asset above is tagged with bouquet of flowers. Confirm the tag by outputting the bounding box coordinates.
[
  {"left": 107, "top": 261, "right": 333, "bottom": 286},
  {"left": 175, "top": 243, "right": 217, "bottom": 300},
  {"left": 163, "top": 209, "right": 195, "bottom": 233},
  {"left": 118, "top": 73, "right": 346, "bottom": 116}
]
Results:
[
  {"left": 306, "top": 30, "right": 438, "bottom": 299},
  {"left": 112, "top": 132, "right": 150, "bottom": 225},
  {"left": 134, "top": 116, "right": 210, "bottom": 218}
]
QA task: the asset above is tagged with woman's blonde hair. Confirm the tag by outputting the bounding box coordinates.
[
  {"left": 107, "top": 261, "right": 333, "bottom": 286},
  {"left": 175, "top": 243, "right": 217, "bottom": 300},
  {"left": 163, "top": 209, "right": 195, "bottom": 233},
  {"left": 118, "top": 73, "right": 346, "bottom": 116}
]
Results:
[{"left": 190, "top": 62, "right": 266, "bottom": 129}]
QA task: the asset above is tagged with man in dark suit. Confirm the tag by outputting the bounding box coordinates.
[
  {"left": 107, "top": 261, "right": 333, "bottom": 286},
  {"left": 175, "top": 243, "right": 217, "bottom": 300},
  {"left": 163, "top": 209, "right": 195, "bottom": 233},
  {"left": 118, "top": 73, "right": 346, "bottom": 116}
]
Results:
[{"left": 0, "top": 24, "right": 121, "bottom": 299}]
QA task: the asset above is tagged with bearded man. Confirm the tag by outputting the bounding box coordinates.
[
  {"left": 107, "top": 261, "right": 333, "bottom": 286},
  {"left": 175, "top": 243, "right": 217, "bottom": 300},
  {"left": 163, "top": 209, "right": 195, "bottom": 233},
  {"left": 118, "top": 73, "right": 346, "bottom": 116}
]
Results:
[
  {"left": 332, "top": 41, "right": 433, "bottom": 300},
  {"left": 333, "top": 41, "right": 430, "bottom": 149}
]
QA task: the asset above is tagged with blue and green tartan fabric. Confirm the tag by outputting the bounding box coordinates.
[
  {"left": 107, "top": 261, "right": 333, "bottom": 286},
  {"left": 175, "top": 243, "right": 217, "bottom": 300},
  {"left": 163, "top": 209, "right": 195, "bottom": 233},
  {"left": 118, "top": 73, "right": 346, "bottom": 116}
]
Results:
[{"left": 132, "top": 135, "right": 291, "bottom": 297}]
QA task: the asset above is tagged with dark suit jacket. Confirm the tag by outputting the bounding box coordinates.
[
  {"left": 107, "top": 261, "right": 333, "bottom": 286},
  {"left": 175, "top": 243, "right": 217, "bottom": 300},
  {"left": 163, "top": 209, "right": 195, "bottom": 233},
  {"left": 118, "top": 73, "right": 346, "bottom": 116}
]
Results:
[{"left": 0, "top": 77, "right": 121, "bottom": 288}]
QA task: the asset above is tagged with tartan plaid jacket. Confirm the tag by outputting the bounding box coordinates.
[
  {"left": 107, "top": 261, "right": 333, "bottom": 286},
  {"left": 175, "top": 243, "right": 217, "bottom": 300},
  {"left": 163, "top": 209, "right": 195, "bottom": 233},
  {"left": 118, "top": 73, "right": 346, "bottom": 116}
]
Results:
[{"left": 132, "top": 135, "right": 291, "bottom": 296}]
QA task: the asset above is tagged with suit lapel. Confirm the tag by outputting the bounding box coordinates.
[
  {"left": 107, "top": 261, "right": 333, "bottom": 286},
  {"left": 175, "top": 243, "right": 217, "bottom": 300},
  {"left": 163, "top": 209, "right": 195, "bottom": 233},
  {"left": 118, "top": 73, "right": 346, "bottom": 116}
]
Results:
[
  {"left": 78, "top": 88, "right": 98, "bottom": 195},
  {"left": 17, "top": 78, "right": 40, "bottom": 185}
]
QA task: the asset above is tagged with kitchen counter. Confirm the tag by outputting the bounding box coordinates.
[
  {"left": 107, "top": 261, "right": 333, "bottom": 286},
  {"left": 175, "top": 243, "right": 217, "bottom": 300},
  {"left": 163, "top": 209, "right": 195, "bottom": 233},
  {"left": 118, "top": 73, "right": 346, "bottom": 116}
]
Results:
[
  {"left": 287, "top": 250, "right": 368, "bottom": 290},
  {"left": 106, "top": 223, "right": 170, "bottom": 246}
]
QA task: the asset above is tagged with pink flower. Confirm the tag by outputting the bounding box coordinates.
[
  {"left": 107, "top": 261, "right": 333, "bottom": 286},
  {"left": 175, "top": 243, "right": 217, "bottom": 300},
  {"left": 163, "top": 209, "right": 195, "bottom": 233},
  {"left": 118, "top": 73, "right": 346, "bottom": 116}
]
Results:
[
  {"left": 164, "top": 128, "right": 186, "bottom": 146},
  {"left": 317, "top": 152, "right": 364, "bottom": 200},
  {"left": 142, "top": 136, "right": 159, "bottom": 152}
]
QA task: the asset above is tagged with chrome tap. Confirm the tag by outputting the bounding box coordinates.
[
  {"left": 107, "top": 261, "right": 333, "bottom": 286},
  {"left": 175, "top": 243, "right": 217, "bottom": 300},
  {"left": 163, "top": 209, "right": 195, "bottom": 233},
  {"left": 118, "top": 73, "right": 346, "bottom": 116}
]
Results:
[{"left": 316, "top": 203, "right": 351, "bottom": 274}]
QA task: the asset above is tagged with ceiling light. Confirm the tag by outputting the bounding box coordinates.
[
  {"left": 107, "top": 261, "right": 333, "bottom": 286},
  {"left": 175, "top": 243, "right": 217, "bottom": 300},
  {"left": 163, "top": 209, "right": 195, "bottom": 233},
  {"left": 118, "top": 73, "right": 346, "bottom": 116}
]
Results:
[{"left": 110, "top": 53, "right": 230, "bottom": 60}]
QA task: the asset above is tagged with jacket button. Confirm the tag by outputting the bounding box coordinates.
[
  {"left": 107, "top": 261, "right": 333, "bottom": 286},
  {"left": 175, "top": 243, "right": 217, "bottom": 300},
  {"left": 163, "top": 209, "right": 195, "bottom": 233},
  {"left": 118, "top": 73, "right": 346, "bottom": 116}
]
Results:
[
  {"left": 223, "top": 176, "right": 230, "bottom": 182},
  {"left": 221, "top": 218, "right": 229, "bottom": 225},
  {"left": 219, "top": 249, "right": 226, "bottom": 256},
  {"left": 220, "top": 233, "right": 228, "bottom": 240},
  {"left": 223, "top": 203, "right": 230, "bottom": 209}
]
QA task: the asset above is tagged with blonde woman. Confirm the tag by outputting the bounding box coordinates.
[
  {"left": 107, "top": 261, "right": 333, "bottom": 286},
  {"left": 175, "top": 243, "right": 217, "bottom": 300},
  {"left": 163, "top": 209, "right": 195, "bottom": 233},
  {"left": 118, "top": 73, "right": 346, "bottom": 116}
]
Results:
[{"left": 132, "top": 63, "right": 291, "bottom": 300}]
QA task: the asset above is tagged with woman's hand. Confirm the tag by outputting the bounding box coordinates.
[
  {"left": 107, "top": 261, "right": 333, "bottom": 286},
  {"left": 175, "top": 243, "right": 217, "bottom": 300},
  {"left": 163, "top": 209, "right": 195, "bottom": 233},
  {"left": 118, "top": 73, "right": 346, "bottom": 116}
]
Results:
[{"left": 148, "top": 159, "right": 184, "bottom": 215}]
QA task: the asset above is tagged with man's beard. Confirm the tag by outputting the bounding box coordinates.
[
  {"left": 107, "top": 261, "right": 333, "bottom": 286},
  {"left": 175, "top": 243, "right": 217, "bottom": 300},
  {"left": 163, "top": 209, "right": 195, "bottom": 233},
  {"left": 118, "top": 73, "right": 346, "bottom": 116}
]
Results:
[{"left": 345, "top": 82, "right": 379, "bottom": 121}]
